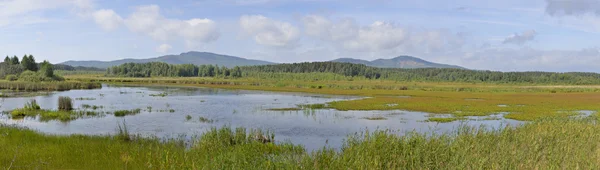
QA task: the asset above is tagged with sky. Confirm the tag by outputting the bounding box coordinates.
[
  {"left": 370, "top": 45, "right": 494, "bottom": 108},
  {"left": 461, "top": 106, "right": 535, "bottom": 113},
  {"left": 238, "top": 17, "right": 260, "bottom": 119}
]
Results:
[{"left": 0, "top": 0, "right": 599, "bottom": 72}]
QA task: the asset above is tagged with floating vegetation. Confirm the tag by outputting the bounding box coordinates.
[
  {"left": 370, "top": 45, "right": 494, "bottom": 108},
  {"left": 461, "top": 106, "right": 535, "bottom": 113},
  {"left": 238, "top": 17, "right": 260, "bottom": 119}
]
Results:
[
  {"left": 426, "top": 117, "right": 466, "bottom": 123},
  {"left": 113, "top": 109, "right": 142, "bottom": 117},
  {"left": 298, "top": 103, "right": 329, "bottom": 110},
  {"left": 169, "top": 109, "right": 176, "bottom": 113},
  {"left": 8, "top": 99, "right": 103, "bottom": 122},
  {"left": 81, "top": 104, "right": 103, "bottom": 110},
  {"left": 149, "top": 92, "right": 168, "bottom": 97},
  {"left": 361, "top": 116, "right": 388, "bottom": 120},
  {"left": 75, "top": 97, "right": 96, "bottom": 100},
  {"left": 198, "top": 116, "right": 214, "bottom": 123},
  {"left": 186, "top": 115, "right": 192, "bottom": 121},
  {"left": 266, "top": 108, "right": 302, "bottom": 111}
]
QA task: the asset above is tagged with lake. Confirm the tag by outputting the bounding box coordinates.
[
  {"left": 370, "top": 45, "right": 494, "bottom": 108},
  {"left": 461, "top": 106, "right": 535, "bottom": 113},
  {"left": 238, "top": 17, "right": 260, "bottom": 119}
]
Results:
[{"left": 0, "top": 84, "right": 522, "bottom": 151}]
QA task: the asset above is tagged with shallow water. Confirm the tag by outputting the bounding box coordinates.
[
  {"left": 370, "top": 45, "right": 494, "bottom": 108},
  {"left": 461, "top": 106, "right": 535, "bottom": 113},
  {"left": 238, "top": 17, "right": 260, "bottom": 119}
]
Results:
[{"left": 0, "top": 84, "right": 523, "bottom": 151}]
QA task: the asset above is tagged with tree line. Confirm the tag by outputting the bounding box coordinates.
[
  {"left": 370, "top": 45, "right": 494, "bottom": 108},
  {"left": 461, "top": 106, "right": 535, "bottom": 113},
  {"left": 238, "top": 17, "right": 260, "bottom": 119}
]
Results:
[
  {"left": 104, "top": 61, "right": 600, "bottom": 84},
  {"left": 0, "top": 55, "right": 59, "bottom": 81},
  {"left": 105, "top": 62, "right": 242, "bottom": 78}
]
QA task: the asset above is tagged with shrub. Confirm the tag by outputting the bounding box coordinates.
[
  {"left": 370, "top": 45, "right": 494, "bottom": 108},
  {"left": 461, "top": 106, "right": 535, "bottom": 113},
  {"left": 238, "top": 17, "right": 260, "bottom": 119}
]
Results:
[
  {"left": 5, "top": 75, "right": 17, "bottom": 81},
  {"left": 24, "top": 99, "right": 41, "bottom": 110},
  {"left": 58, "top": 96, "right": 73, "bottom": 111}
]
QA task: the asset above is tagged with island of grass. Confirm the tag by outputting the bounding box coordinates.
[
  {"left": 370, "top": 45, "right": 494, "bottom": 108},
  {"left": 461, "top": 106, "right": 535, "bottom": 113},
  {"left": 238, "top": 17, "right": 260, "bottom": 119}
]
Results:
[{"left": 9, "top": 97, "right": 102, "bottom": 122}]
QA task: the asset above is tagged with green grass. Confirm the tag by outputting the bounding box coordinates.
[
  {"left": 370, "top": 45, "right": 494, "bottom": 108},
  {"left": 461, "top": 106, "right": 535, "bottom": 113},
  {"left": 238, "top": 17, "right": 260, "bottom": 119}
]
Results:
[
  {"left": 2, "top": 118, "right": 600, "bottom": 169},
  {"left": 113, "top": 109, "right": 142, "bottom": 117}
]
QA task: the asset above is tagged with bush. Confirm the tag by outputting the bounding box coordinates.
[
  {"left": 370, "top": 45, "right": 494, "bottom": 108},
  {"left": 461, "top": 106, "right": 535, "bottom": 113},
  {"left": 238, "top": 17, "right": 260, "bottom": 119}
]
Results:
[
  {"left": 58, "top": 96, "right": 73, "bottom": 111},
  {"left": 5, "top": 75, "right": 18, "bottom": 81},
  {"left": 18, "top": 70, "right": 41, "bottom": 82},
  {"left": 24, "top": 99, "right": 41, "bottom": 110}
]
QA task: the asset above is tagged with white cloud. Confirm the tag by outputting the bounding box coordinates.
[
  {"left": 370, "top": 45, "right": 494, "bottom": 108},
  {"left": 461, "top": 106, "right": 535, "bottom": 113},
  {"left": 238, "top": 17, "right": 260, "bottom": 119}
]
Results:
[
  {"left": 92, "top": 9, "right": 122, "bottom": 31},
  {"left": 239, "top": 15, "right": 300, "bottom": 48},
  {"left": 301, "top": 15, "right": 466, "bottom": 54},
  {"left": 0, "top": 0, "right": 79, "bottom": 27},
  {"left": 156, "top": 44, "right": 172, "bottom": 53},
  {"left": 125, "top": 5, "right": 219, "bottom": 44},
  {"left": 502, "top": 30, "right": 536, "bottom": 45}
]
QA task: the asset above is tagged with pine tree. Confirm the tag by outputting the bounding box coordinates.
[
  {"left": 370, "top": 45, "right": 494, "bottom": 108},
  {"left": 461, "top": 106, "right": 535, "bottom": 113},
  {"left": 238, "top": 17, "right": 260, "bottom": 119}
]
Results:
[{"left": 10, "top": 56, "right": 19, "bottom": 65}]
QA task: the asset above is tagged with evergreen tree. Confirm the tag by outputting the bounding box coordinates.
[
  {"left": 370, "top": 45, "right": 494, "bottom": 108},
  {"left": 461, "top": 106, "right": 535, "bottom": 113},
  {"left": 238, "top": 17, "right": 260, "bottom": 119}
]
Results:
[
  {"left": 21, "top": 55, "right": 31, "bottom": 71},
  {"left": 28, "top": 55, "right": 38, "bottom": 71},
  {"left": 4, "top": 56, "right": 9, "bottom": 63},
  {"left": 10, "top": 56, "right": 19, "bottom": 65}
]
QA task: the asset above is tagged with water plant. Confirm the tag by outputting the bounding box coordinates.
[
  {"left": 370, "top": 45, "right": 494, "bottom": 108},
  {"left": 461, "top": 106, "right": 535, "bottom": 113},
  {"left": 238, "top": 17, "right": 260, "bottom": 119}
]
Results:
[
  {"left": 198, "top": 116, "right": 214, "bottom": 123},
  {"left": 113, "top": 109, "right": 142, "bottom": 117},
  {"left": 58, "top": 96, "right": 73, "bottom": 111}
]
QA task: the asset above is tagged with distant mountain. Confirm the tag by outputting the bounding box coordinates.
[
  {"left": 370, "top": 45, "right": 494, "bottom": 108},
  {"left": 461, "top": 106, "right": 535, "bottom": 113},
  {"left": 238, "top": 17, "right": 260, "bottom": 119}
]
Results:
[
  {"left": 60, "top": 51, "right": 274, "bottom": 68},
  {"left": 331, "top": 56, "right": 464, "bottom": 69}
]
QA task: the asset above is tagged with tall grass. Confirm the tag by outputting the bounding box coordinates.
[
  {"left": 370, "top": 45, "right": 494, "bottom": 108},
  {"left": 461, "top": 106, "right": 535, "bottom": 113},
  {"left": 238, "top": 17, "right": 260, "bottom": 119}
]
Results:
[
  {"left": 0, "top": 81, "right": 101, "bottom": 91},
  {"left": 58, "top": 96, "right": 73, "bottom": 111},
  {"left": 1, "top": 118, "right": 600, "bottom": 169}
]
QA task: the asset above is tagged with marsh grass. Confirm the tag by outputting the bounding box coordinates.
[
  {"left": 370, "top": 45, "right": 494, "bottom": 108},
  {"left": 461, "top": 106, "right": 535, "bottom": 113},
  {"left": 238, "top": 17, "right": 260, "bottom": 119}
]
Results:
[
  {"left": 82, "top": 104, "right": 103, "bottom": 110},
  {"left": 198, "top": 116, "right": 214, "bottom": 123},
  {"left": 113, "top": 109, "right": 142, "bottom": 117},
  {"left": 2, "top": 118, "right": 600, "bottom": 169},
  {"left": 426, "top": 117, "right": 467, "bottom": 123},
  {"left": 0, "top": 81, "right": 101, "bottom": 91},
  {"left": 75, "top": 97, "right": 96, "bottom": 100},
  {"left": 266, "top": 108, "right": 302, "bottom": 111},
  {"left": 58, "top": 96, "right": 73, "bottom": 111},
  {"left": 149, "top": 92, "right": 168, "bottom": 97},
  {"left": 361, "top": 116, "right": 388, "bottom": 120},
  {"left": 9, "top": 100, "right": 103, "bottom": 122}
]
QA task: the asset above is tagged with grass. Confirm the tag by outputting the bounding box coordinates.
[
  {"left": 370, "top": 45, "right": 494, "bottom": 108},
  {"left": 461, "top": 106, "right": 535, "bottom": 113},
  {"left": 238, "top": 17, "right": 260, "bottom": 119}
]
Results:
[
  {"left": 198, "top": 116, "right": 214, "bottom": 123},
  {"left": 81, "top": 104, "right": 103, "bottom": 110},
  {"left": 75, "top": 97, "right": 96, "bottom": 100},
  {"left": 0, "top": 80, "right": 101, "bottom": 91},
  {"left": 266, "top": 108, "right": 302, "bottom": 111},
  {"left": 361, "top": 116, "right": 388, "bottom": 120},
  {"left": 149, "top": 92, "right": 168, "bottom": 97},
  {"left": 426, "top": 117, "right": 467, "bottom": 123},
  {"left": 58, "top": 96, "right": 73, "bottom": 111},
  {"left": 113, "top": 109, "right": 142, "bottom": 117},
  {"left": 2, "top": 118, "right": 600, "bottom": 169}
]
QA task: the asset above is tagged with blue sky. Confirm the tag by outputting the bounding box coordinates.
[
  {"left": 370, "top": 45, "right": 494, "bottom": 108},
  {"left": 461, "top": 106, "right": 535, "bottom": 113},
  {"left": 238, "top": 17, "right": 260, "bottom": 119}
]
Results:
[{"left": 0, "top": 0, "right": 599, "bottom": 72}]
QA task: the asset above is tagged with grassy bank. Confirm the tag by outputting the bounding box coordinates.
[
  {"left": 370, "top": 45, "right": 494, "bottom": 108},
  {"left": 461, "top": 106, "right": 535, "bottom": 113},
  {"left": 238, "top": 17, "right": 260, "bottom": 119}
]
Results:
[
  {"left": 0, "top": 80, "right": 101, "bottom": 91},
  {"left": 66, "top": 75, "right": 600, "bottom": 121},
  {"left": 2, "top": 118, "right": 600, "bottom": 169}
]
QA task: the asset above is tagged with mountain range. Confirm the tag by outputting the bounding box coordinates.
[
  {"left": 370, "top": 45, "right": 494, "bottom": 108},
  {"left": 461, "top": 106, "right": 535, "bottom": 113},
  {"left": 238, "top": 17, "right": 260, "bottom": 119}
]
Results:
[{"left": 60, "top": 51, "right": 464, "bottom": 69}]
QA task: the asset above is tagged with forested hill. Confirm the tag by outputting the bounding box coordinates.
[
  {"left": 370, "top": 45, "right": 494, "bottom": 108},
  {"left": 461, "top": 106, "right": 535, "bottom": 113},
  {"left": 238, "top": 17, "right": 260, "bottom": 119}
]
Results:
[
  {"left": 106, "top": 61, "right": 600, "bottom": 85},
  {"left": 61, "top": 51, "right": 273, "bottom": 68},
  {"left": 331, "top": 56, "right": 464, "bottom": 69}
]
